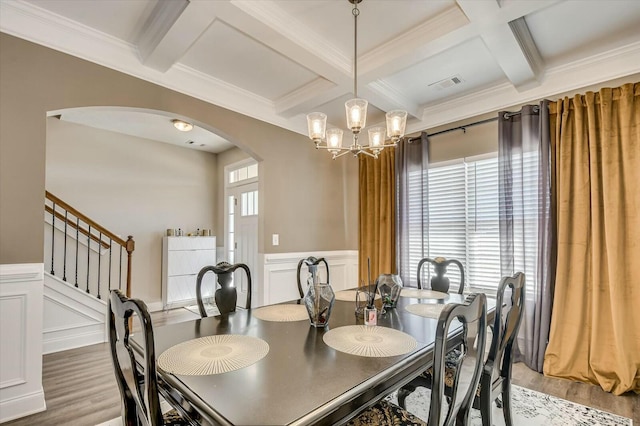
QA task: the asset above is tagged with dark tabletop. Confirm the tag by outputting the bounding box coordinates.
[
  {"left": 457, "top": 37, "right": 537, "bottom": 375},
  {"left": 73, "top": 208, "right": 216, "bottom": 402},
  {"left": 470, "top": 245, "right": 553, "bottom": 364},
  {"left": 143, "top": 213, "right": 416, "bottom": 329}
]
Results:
[{"left": 142, "top": 291, "right": 490, "bottom": 425}]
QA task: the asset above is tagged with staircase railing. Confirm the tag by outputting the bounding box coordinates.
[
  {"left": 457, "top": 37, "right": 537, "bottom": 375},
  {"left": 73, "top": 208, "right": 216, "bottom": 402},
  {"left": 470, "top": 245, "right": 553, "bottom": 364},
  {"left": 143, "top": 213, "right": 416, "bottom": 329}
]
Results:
[{"left": 44, "top": 191, "right": 135, "bottom": 299}]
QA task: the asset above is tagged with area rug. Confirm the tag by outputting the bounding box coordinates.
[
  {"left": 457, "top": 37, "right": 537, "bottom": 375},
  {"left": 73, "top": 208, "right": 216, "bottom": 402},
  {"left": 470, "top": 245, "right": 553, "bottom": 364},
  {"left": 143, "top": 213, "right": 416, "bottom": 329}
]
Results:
[
  {"left": 98, "top": 384, "right": 631, "bottom": 426},
  {"left": 386, "top": 384, "right": 633, "bottom": 426}
]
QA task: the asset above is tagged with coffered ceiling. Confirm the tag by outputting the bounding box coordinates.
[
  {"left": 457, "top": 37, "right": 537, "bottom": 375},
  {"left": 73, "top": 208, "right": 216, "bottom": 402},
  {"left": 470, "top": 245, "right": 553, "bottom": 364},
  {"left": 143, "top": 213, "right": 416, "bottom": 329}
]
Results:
[{"left": 2, "top": 0, "right": 639, "bottom": 146}]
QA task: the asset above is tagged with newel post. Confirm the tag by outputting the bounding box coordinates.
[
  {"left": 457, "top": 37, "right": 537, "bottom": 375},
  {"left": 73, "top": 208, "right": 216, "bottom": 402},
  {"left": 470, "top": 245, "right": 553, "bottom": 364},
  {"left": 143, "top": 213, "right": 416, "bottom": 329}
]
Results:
[{"left": 126, "top": 236, "right": 135, "bottom": 298}]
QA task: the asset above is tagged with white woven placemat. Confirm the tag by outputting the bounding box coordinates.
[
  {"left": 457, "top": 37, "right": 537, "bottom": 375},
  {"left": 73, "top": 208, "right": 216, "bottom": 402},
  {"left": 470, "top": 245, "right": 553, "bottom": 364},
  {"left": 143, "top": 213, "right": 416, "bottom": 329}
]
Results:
[
  {"left": 400, "top": 288, "right": 449, "bottom": 300},
  {"left": 405, "top": 303, "right": 447, "bottom": 319},
  {"left": 252, "top": 304, "right": 308, "bottom": 322},
  {"left": 158, "top": 335, "right": 269, "bottom": 376},
  {"left": 334, "top": 290, "right": 381, "bottom": 302},
  {"left": 323, "top": 325, "right": 417, "bottom": 357}
]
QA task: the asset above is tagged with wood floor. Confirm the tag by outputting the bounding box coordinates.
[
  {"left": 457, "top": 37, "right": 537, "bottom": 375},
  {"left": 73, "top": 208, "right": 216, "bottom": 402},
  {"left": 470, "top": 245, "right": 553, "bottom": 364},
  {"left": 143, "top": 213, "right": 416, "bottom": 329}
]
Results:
[{"left": 5, "top": 308, "right": 639, "bottom": 426}]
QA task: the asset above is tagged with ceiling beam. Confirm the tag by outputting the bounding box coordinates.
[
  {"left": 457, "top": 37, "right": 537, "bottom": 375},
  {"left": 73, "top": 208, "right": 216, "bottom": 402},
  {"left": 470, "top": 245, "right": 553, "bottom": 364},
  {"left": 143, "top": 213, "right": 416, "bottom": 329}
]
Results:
[
  {"left": 275, "top": 78, "right": 343, "bottom": 118},
  {"left": 359, "top": 6, "right": 472, "bottom": 81},
  {"left": 456, "top": 0, "right": 545, "bottom": 90},
  {"left": 137, "top": 0, "right": 218, "bottom": 72}
]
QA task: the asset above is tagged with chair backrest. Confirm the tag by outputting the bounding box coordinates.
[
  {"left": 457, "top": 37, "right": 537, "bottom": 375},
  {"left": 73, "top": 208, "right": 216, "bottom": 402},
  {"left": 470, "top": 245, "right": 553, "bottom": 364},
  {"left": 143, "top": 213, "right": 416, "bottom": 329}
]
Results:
[
  {"left": 417, "top": 257, "right": 465, "bottom": 294},
  {"left": 196, "top": 261, "right": 252, "bottom": 317},
  {"left": 429, "top": 293, "right": 487, "bottom": 426},
  {"left": 108, "top": 289, "right": 162, "bottom": 426},
  {"left": 483, "top": 272, "right": 525, "bottom": 385},
  {"left": 296, "top": 256, "right": 330, "bottom": 298}
]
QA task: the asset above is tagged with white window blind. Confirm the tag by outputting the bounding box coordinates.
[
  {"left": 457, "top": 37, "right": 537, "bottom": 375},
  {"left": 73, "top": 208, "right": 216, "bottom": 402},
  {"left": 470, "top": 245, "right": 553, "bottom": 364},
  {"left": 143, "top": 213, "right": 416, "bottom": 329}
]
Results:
[
  {"left": 464, "top": 157, "right": 501, "bottom": 289},
  {"left": 408, "top": 155, "right": 501, "bottom": 290},
  {"left": 408, "top": 152, "right": 540, "bottom": 291},
  {"left": 424, "top": 161, "right": 467, "bottom": 288}
]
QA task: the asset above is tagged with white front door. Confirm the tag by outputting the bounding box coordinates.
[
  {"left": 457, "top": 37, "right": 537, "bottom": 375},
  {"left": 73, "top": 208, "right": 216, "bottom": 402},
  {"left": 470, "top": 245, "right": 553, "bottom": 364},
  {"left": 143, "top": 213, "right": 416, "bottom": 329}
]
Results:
[{"left": 226, "top": 180, "right": 258, "bottom": 309}]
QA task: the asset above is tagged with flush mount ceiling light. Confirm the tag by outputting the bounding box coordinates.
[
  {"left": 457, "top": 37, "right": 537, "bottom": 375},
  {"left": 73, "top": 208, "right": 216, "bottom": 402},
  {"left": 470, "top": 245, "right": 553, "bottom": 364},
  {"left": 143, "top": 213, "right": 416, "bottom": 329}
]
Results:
[
  {"left": 172, "top": 119, "right": 193, "bottom": 132},
  {"left": 306, "top": 0, "right": 407, "bottom": 159}
]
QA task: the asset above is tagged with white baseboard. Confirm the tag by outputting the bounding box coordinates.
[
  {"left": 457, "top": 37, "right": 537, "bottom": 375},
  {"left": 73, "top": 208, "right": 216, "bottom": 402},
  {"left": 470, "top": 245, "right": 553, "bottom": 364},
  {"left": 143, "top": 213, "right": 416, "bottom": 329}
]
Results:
[
  {"left": 0, "top": 389, "right": 46, "bottom": 423},
  {"left": 43, "top": 329, "right": 105, "bottom": 355}
]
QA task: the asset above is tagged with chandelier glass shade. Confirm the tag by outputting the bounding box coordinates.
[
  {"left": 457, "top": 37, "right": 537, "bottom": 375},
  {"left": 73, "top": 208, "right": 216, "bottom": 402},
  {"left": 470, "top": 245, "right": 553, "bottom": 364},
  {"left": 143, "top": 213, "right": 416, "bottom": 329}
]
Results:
[{"left": 306, "top": 0, "right": 407, "bottom": 159}]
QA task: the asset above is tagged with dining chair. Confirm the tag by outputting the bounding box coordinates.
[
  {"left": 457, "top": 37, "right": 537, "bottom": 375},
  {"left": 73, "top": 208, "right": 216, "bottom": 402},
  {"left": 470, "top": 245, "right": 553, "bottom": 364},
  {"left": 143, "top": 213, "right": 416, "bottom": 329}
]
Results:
[
  {"left": 196, "top": 261, "right": 252, "bottom": 317},
  {"left": 108, "top": 289, "right": 190, "bottom": 426},
  {"left": 347, "top": 293, "right": 488, "bottom": 426},
  {"left": 417, "top": 257, "right": 465, "bottom": 294},
  {"left": 296, "top": 256, "right": 330, "bottom": 298},
  {"left": 398, "top": 273, "right": 526, "bottom": 426}
]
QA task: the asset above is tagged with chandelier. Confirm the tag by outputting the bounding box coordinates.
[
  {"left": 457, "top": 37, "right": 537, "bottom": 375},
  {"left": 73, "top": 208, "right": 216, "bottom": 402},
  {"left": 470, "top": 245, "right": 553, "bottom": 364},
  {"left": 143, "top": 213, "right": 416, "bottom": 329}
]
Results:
[{"left": 306, "top": 0, "right": 407, "bottom": 159}]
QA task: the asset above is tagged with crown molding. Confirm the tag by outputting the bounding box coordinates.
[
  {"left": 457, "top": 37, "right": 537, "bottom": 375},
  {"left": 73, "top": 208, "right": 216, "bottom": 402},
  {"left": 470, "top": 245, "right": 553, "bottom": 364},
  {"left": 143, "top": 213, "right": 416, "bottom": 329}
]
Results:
[{"left": 414, "top": 40, "right": 640, "bottom": 132}]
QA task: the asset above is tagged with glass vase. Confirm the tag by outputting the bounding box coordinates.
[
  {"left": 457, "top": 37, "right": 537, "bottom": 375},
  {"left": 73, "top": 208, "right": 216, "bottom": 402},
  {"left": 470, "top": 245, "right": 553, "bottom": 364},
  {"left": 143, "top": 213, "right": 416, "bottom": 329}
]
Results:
[
  {"left": 304, "top": 282, "right": 335, "bottom": 327},
  {"left": 377, "top": 274, "right": 403, "bottom": 308}
]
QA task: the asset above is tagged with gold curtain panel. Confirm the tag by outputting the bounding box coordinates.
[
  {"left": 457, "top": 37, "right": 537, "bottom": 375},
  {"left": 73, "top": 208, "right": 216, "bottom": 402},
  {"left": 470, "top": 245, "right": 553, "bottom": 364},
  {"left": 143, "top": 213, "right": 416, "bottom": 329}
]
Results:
[
  {"left": 358, "top": 148, "right": 396, "bottom": 285},
  {"left": 544, "top": 83, "right": 640, "bottom": 395}
]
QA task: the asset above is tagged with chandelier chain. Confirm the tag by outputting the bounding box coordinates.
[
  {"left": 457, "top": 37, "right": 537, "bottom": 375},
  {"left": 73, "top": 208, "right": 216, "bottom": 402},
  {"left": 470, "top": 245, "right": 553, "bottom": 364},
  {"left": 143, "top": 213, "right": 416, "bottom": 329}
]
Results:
[{"left": 353, "top": 3, "right": 359, "bottom": 98}]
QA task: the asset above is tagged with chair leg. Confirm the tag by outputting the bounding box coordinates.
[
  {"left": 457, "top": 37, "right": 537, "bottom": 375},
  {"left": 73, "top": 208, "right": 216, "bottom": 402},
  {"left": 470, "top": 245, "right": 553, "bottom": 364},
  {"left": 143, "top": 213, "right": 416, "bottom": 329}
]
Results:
[
  {"left": 397, "top": 385, "right": 415, "bottom": 409},
  {"left": 502, "top": 382, "right": 514, "bottom": 426},
  {"left": 480, "top": 388, "right": 493, "bottom": 426}
]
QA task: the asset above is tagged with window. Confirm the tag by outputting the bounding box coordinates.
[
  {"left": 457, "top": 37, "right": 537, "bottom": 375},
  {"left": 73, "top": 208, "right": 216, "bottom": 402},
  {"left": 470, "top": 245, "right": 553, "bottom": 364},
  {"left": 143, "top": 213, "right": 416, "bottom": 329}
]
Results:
[
  {"left": 227, "top": 195, "right": 235, "bottom": 264},
  {"left": 420, "top": 155, "right": 500, "bottom": 290},
  {"left": 241, "top": 190, "right": 258, "bottom": 217},
  {"left": 229, "top": 163, "right": 258, "bottom": 184},
  {"left": 408, "top": 152, "right": 538, "bottom": 291}
]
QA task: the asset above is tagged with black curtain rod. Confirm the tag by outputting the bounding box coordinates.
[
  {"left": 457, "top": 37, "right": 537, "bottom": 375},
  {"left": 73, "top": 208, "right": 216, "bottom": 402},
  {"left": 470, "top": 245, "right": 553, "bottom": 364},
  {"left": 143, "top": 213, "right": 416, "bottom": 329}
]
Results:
[
  {"left": 406, "top": 116, "right": 497, "bottom": 142},
  {"left": 406, "top": 106, "right": 540, "bottom": 142}
]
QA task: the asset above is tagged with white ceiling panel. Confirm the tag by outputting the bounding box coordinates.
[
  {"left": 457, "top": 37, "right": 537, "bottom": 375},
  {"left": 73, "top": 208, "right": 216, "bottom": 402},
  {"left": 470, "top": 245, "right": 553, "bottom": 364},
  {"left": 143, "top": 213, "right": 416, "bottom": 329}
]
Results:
[
  {"left": 276, "top": 0, "right": 455, "bottom": 55},
  {"left": 526, "top": 0, "right": 640, "bottom": 67},
  {"left": 180, "top": 19, "right": 318, "bottom": 101},
  {"left": 24, "top": 0, "right": 157, "bottom": 43},
  {"left": 383, "top": 37, "right": 507, "bottom": 106}
]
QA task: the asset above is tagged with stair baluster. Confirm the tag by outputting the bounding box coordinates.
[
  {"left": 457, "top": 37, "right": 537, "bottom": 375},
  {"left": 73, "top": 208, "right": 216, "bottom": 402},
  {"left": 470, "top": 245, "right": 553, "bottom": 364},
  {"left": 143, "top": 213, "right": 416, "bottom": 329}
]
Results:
[{"left": 44, "top": 191, "right": 134, "bottom": 301}]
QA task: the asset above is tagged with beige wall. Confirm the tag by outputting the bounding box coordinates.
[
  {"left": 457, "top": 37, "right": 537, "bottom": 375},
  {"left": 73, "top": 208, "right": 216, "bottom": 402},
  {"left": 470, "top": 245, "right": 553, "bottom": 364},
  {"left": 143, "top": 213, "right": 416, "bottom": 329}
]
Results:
[
  {"left": 45, "top": 118, "right": 218, "bottom": 301},
  {"left": 428, "top": 115, "right": 498, "bottom": 163},
  {"left": 0, "top": 34, "right": 359, "bottom": 268}
]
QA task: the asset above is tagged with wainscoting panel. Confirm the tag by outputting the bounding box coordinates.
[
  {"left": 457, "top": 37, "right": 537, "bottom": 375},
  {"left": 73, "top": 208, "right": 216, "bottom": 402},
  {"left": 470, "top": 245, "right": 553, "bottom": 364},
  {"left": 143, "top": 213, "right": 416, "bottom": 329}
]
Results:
[
  {"left": 43, "top": 273, "right": 107, "bottom": 354},
  {"left": 0, "top": 263, "right": 46, "bottom": 423},
  {"left": 260, "top": 251, "right": 358, "bottom": 306}
]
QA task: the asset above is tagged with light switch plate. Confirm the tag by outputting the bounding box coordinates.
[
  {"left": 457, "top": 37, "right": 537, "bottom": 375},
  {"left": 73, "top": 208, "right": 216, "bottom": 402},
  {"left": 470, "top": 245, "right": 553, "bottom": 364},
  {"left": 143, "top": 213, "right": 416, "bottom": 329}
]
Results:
[{"left": 272, "top": 234, "right": 279, "bottom": 246}]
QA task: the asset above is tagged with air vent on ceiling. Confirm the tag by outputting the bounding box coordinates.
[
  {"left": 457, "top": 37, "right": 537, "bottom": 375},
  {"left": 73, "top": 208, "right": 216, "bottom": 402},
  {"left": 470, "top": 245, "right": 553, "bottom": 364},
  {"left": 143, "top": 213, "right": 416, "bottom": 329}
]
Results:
[{"left": 428, "top": 75, "right": 464, "bottom": 90}]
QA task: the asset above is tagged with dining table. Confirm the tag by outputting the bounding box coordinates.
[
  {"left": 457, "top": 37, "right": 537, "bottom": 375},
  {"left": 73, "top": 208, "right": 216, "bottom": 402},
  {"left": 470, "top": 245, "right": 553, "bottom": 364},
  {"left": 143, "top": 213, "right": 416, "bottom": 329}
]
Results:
[{"left": 133, "top": 288, "right": 495, "bottom": 426}]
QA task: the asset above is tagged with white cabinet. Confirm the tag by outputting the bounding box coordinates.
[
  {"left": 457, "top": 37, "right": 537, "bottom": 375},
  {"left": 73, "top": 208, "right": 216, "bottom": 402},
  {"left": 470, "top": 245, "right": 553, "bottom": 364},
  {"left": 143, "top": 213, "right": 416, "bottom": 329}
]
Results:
[{"left": 162, "top": 236, "right": 216, "bottom": 309}]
